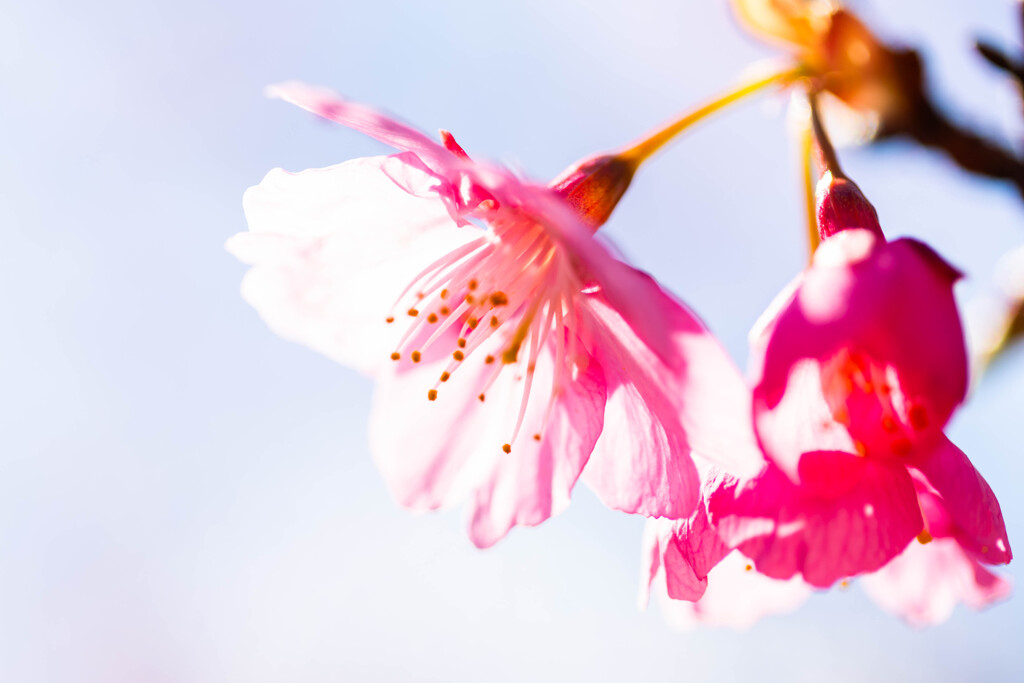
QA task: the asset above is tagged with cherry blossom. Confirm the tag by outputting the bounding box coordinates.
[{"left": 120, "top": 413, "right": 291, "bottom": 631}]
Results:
[{"left": 228, "top": 83, "right": 762, "bottom": 547}]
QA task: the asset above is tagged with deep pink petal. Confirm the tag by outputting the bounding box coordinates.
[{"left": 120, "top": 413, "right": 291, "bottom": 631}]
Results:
[
  {"left": 227, "top": 156, "right": 473, "bottom": 374},
  {"left": 639, "top": 475, "right": 735, "bottom": 605},
  {"left": 753, "top": 231, "right": 967, "bottom": 471},
  {"left": 910, "top": 437, "right": 1012, "bottom": 564},
  {"left": 861, "top": 536, "right": 1012, "bottom": 626},
  {"left": 710, "top": 455, "right": 922, "bottom": 587},
  {"left": 639, "top": 518, "right": 710, "bottom": 603}
]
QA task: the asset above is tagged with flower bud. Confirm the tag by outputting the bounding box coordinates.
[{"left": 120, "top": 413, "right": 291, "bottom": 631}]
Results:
[
  {"left": 815, "top": 170, "right": 882, "bottom": 239},
  {"left": 548, "top": 154, "right": 638, "bottom": 229}
]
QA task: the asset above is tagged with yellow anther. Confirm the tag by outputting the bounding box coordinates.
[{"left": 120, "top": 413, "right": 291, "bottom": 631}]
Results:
[
  {"left": 440, "top": 371, "right": 450, "bottom": 382},
  {"left": 468, "top": 279, "right": 478, "bottom": 290},
  {"left": 484, "top": 355, "right": 495, "bottom": 364},
  {"left": 489, "top": 291, "right": 508, "bottom": 306},
  {"left": 453, "top": 350, "right": 465, "bottom": 361},
  {"left": 501, "top": 443, "right": 511, "bottom": 454},
  {"left": 427, "top": 313, "right": 439, "bottom": 323},
  {"left": 916, "top": 529, "right": 934, "bottom": 545},
  {"left": 427, "top": 389, "right": 437, "bottom": 401},
  {"left": 457, "top": 338, "right": 467, "bottom": 348},
  {"left": 407, "top": 308, "right": 419, "bottom": 317},
  {"left": 390, "top": 352, "right": 400, "bottom": 361},
  {"left": 411, "top": 350, "right": 422, "bottom": 363},
  {"left": 386, "top": 316, "right": 395, "bottom": 323}
]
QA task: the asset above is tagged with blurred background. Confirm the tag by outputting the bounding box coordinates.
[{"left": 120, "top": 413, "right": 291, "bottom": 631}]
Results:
[{"left": 2, "top": 0, "right": 1023, "bottom": 680}]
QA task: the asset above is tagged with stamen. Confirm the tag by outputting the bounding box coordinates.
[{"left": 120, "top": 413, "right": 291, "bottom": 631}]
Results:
[
  {"left": 485, "top": 355, "right": 495, "bottom": 364},
  {"left": 440, "top": 371, "right": 451, "bottom": 382},
  {"left": 908, "top": 404, "right": 928, "bottom": 430},
  {"left": 386, "top": 316, "right": 395, "bottom": 323},
  {"left": 411, "top": 350, "right": 422, "bottom": 363},
  {"left": 407, "top": 308, "right": 419, "bottom": 317},
  {"left": 457, "top": 338, "right": 467, "bottom": 348},
  {"left": 489, "top": 292, "right": 508, "bottom": 306},
  {"left": 390, "top": 352, "right": 400, "bottom": 361},
  {"left": 501, "top": 443, "right": 511, "bottom": 454},
  {"left": 427, "top": 389, "right": 437, "bottom": 401},
  {"left": 453, "top": 350, "right": 465, "bottom": 361},
  {"left": 427, "top": 313, "right": 439, "bottom": 323}
]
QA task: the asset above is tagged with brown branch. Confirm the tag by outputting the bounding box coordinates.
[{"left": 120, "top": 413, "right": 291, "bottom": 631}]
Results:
[{"left": 872, "top": 48, "right": 1024, "bottom": 200}]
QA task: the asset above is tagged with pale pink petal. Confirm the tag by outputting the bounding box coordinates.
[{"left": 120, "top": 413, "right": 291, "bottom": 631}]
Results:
[
  {"left": 910, "top": 437, "right": 1012, "bottom": 564},
  {"left": 581, "top": 366, "right": 701, "bottom": 519},
  {"left": 752, "top": 358, "right": 859, "bottom": 480},
  {"left": 227, "top": 156, "right": 475, "bottom": 374},
  {"left": 578, "top": 270, "right": 762, "bottom": 519},
  {"left": 710, "top": 455, "right": 922, "bottom": 587},
  {"left": 638, "top": 519, "right": 666, "bottom": 609},
  {"left": 466, "top": 338, "right": 606, "bottom": 548},
  {"left": 267, "top": 82, "right": 460, "bottom": 178},
  {"left": 370, "top": 328, "right": 607, "bottom": 548},
  {"left": 655, "top": 551, "right": 812, "bottom": 631},
  {"left": 861, "top": 536, "right": 1012, "bottom": 626}
]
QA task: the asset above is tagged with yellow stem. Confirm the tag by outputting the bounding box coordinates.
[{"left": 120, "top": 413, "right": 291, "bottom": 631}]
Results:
[
  {"left": 800, "top": 112, "right": 820, "bottom": 258},
  {"left": 619, "top": 64, "right": 806, "bottom": 165}
]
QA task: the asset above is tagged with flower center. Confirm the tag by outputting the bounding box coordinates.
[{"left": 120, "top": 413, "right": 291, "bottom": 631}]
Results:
[
  {"left": 385, "top": 211, "right": 581, "bottom": 453},
  {"left": 821, "top": 349, "right": 929, "bottom": 457}
]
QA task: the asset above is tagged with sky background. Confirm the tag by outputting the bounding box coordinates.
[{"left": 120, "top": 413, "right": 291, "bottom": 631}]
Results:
[{"left": 2, "top": 0, "right": 1023, "bottom": 680}]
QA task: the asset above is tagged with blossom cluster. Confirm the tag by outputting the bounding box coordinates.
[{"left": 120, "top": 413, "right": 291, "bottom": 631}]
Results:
[{"left": 228, "top": 0, "right": 1013, "bottom": 628}]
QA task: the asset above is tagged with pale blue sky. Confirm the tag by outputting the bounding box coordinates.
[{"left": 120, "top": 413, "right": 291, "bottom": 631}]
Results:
[{"left": 2, "top": 1, "right": 1022, "bottom": 680}]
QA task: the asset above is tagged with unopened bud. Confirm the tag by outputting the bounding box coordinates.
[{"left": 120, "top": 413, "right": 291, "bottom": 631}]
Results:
[
  {"left": 548, "top": 154, "right": 638, "bottom": 229},
  {"left": 815, "top": 170, "right": 883, "bottom": 239}
]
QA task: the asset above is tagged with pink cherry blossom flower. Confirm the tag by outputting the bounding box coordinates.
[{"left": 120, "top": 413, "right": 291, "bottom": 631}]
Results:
[
  {"left": 645, "top": 452, "right": 1010, "bottom": 629},
  {"left": 658, "top": 169, "right": 1011, "bottom": 590},
  {"left": 861, "top": 474, "right": 1012, "bottom": 626},
  {"left": 638, "top": 468, "right": 811, "bottom": 630},
  {"left": 644, "top": 541, "right": 811, "bottom": 631},
  {"left": 228, "top": 83, "right": 761, "bottom": 547}
]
